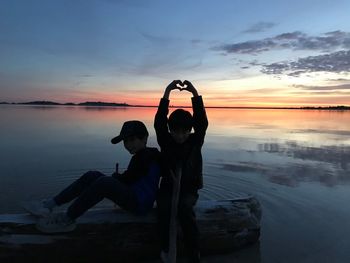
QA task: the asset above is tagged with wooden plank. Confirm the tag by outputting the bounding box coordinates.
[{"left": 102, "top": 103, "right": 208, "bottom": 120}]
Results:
[{"left": 0, "top": 197, "right": 261, "bottom": 262}]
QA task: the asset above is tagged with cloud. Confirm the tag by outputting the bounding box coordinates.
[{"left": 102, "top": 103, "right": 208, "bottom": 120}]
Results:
[
  {"left": 217, "top": 39, "right": 277, "bottom": 54},
  {"left": 292, "top": 83, "right": 350, "bottom": 91},
  {"left": 242, "top": 22, "right": 276, "bottom": 34},
  {"left": 326, "top": 78, "right": 350, "bottom": 82},
  {"left": 261, "top": 50, "right": 350, "bottom": 76},
  {"left": 215, "top": 30, "right": 350, "bottom": 54}
]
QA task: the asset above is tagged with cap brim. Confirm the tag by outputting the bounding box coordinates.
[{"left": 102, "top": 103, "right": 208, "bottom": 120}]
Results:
[{"left": 111, "top": 135, "right": 123, "bottom": 144}]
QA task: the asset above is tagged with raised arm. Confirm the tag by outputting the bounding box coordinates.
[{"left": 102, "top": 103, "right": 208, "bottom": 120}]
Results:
[
  {"left": 154, "top": 80, "right": 182, "bottom": 147},
  {"left": 183, "top": 80, "right": 208, "bottom": 144}
]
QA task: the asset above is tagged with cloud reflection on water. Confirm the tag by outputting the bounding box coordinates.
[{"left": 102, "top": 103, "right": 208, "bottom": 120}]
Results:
[
  {"left": 259, "top": 141, "right": 350, "bottom": 169},
  {"left": 213, "top": 140, "right": 350, "bottom": 187},
  {"left": 216, "top": 160, "right": 349, "bottom": 187}
]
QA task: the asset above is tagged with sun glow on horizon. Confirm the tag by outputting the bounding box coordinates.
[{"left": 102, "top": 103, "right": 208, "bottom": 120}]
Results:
[{"left": 2, "top": 1, "right": 350, "bottom": 108}]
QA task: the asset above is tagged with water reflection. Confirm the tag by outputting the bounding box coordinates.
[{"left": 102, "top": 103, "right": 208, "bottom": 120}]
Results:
[
  {"left": 2, "top": 106, "right": 350, "bottom": 262},
  {"left": 259, "top": 142, "right": 350, "bottom": 170},
  {"left": 215, "top": 157, "right": 349, "bottom": 187}
]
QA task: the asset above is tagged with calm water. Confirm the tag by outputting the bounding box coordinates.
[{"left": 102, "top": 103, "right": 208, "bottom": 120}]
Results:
[{"left": 1, "top": 105, "right": 350, "bottom": 262}]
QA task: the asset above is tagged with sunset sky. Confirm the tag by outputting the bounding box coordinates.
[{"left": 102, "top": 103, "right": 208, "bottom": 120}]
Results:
[{"left": 1, "top": 0, "right": 350, "bottom": 107}]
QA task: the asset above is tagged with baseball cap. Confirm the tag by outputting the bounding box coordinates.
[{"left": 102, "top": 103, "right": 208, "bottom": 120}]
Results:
[{"left": 111, "top": 120, "right": 149, "bottom": 144}]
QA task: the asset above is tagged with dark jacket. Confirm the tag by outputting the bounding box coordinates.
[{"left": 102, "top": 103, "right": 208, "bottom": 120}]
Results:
[
  {"left": 114, "top": 147, "right": 161, "bottom": 213},
  {"left": 154, "top": 96, "right": 208, "bottom": 193}
]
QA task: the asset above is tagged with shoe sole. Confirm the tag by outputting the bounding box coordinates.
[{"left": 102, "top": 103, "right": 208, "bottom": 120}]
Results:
[
  {"left": 35, "top": 219, "right": 76, "bottom": 233},
  {"left": 35, "top": 218, "right": 77, "bottom": 234}
]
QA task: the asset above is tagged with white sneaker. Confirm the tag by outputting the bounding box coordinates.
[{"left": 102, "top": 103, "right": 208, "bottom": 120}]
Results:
[
  {"left": 36, "top": 213, "right": 76, "bottom": 233},
  {"left": 22, "top": 199, "right": 54, "bottom": 217}
]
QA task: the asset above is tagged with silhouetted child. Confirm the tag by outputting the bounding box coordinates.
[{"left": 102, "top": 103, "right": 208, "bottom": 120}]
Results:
[
  {"left": 25, "top": 120, "right": 160, "bottom": 233},
  {"left": 154, "top": 80, "right": 208, "bottom": 262}
]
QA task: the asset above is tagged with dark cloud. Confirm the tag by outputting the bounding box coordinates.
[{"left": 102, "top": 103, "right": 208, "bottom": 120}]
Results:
[
  {"left": 261, "top": 50, "right": 350, "bottom": 76},
  {"left": 261, "top": 62, "right": 290, "bottom": 74},
  {"left": 249, "top": 60, "right": 262, "bottom": 66},
  {"left": 274, "top": 31, "right": 304, "bottom": 40},
  {"left": 326, "top": 78, "right": 350, "bottom": 82},
  {"left": 217, "top": 39, "right": 277, "bottom": 54},
  {"left": 293, "top": 83, "right": 350, "bottom": 91},
  {"left": 216, "top": 30, "right": 350, "bottom": 54},
  {"left": 242, "top": 22, "right": 276, "bottom": 34}
]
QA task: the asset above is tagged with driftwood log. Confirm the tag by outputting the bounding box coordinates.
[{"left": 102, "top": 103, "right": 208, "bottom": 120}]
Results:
[{"left": 0, "top": 196, "right": 261, "bottom": 262}]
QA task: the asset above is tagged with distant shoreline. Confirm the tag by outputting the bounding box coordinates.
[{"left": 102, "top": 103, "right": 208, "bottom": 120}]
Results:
[{"left": 0, "top": 100, "right": 349, "bottom": 110}]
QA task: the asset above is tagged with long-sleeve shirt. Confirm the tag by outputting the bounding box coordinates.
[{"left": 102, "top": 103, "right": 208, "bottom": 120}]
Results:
[
  {"left": 154, "top": 96, "right": 208, "bottom": 193},
  {"left": 114, "top": 147, "right": 161, "bottom": 213}
]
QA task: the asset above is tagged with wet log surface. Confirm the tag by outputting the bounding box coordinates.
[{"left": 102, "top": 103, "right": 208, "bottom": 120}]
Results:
[{"left": 0, "top": 196, "right": 261, "bottom": 262}]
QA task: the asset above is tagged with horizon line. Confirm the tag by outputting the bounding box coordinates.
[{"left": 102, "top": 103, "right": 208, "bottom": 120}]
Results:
[{"left": 1, "top": 100, "right": 350, "bottom": 110}]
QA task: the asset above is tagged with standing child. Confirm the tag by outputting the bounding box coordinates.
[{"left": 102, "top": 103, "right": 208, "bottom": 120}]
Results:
[
  {"left": 25, "top": 120, "right": 160, "bottom": 233},
  {"left": 154, "top": 80, "right": 208, "bottom": 262}
]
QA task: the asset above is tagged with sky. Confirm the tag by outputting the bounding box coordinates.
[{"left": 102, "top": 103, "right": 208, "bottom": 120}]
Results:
[{"left": 1, "top": 0, "right": 350, "bottom": 107}]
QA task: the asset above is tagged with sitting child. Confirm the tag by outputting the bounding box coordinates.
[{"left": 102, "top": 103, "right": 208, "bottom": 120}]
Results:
[{"left": 25, "top": 120, "right": 160, "bottom": 233}]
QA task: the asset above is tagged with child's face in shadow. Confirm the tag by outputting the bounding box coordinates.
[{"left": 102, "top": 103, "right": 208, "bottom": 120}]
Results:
[
  {"left": 170, "top": 128, "right": 190, "bottom": 144},
  {"left": 123, "top": 135, "right": 147, "bottom": 154}
]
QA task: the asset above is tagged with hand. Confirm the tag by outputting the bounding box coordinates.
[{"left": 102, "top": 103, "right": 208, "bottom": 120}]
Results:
[
  {"left": 167, "top": 80, "right": 183, "bottom": 91},
  {"left": 163, "top": 80, "right": 183, "bottom": 99},
  {"left": 111, "top": 163, "right": 119, "bottom": 179},
  {"left": 111, "top": 172, "right": 119, "bottom": 179},
  {"left": 181, "top": 80, "right": 198, "bottom": 97}
]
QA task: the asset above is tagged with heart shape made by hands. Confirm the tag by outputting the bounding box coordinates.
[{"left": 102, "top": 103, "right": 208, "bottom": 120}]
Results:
[{"left": 176, "top": 82, "right": 188, "bottom": 91}]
